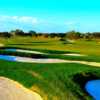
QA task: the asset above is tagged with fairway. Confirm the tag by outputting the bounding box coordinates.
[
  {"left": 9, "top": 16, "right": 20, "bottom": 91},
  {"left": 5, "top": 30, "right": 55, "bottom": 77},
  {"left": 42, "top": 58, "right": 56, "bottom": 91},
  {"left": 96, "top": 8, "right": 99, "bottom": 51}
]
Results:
[
  {"left": 1, "top": 37, "right": 100, "bottom": 55},
  {"left": 0, "top": 37, "right": 100, "bottom": 100}
]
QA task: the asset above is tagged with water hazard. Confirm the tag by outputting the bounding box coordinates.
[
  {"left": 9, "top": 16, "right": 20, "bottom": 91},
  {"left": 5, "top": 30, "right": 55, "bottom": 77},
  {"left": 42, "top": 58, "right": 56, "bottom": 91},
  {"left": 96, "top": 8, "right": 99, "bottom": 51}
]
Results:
[{"left": 85, "top": 80, "right": 100, "bottom": 100}]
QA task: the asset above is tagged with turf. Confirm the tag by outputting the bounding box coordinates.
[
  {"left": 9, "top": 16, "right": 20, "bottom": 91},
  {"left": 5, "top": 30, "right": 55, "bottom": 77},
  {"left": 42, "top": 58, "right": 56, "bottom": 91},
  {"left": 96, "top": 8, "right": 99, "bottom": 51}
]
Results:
[
  {"left": 1, "top": 37, "right": 100, "bottom": 56},
  {"left": 0, "top": 59, "right": 100, "bottom": 100},
  {"left": 0, "top": 37, "right": 100, "bottom": 100}
]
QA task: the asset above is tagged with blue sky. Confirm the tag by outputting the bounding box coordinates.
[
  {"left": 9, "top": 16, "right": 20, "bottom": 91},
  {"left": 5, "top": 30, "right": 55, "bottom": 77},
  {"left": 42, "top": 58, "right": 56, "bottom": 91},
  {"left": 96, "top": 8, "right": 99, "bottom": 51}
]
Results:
[{"left": 0, "top": 0, "right": 100, "bottom": 32}]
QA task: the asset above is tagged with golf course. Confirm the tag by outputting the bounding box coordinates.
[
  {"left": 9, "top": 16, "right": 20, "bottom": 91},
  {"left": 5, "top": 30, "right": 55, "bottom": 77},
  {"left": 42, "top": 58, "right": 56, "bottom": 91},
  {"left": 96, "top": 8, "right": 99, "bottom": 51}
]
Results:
[
  {"left": 0, "top": 34, "right": 100, "bottom": 100},
  {"left": 1, "top": 0, "right": 100, "bottom": 99}
]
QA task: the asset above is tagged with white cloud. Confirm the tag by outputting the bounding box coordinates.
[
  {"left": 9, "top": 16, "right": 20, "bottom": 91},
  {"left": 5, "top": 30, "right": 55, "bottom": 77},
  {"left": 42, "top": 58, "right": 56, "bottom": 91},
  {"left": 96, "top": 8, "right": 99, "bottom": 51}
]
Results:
[
  {"left": 0, "top": 15, "right": 38, "bottom": 25},
  {"left": 17, "top": 16, "right": 37, "bottom": 24}
]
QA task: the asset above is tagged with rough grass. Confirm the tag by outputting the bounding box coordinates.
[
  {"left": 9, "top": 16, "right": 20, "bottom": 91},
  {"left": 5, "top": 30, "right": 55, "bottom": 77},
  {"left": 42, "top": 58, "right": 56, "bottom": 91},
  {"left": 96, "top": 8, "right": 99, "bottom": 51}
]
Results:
[{"left": 0, "top": 60, "right": 100, "bottom": 100}]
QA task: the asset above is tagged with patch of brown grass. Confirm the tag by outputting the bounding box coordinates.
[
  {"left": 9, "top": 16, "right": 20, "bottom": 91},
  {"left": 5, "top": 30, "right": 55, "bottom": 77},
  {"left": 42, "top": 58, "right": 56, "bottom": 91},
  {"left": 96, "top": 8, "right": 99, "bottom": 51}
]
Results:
[{"left": 31, "top": 85, "right": 48, "bottom": 100}]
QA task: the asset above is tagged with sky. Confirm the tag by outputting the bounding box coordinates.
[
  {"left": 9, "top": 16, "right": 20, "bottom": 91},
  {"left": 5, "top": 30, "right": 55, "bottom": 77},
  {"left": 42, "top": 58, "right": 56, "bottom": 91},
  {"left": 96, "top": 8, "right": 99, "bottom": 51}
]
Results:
[{"left": 0, "top": 0, "right": 100, "bottom": 32}]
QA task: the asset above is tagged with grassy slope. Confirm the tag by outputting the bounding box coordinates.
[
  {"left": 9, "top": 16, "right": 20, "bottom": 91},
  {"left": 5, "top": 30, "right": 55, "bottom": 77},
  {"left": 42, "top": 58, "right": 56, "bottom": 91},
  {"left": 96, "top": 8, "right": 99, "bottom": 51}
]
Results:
[{"left": 0, "top": 60, "right": 100, "bottom": 100}]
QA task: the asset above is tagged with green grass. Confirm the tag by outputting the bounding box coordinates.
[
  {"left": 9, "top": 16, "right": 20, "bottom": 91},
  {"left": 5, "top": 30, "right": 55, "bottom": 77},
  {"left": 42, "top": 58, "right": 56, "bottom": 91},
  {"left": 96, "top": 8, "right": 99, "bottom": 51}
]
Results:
[
  {"left": 0, "top": 37, "right": 100, "bottom": 99},
  {"left": 1, "top": 37, "right": 100, "bottom": 56},
  {"left": 0, "top": 59, "right": 100, "bottom": 100},
  {"left": 1, "top": 47, "right": 100, "bottom": 63}
]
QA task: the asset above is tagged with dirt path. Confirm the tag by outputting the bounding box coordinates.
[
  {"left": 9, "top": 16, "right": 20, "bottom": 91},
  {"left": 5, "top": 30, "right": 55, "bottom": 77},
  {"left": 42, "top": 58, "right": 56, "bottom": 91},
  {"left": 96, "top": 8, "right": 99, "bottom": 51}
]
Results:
[{"left": 0, "top": 77, "right": 43, "bottom": 100}]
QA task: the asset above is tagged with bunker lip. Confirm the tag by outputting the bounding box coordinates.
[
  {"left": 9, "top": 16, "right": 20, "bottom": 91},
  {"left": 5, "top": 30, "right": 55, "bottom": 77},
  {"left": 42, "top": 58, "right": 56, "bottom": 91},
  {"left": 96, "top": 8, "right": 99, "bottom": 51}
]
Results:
[
  {"left": 0, "top": 55, "right": 100, "bottom": 67},
  {"left": 1, "top": 47, "right": 80, "bottom": 55},
  {"left": 5, "top": 49, "right": 46, "bottom": 54},
  {"left": 17, "top": 49, "right": 46, "bottom": 54},
  {"left": 0, "top": 77, "right": 43, "bottom": 100}
]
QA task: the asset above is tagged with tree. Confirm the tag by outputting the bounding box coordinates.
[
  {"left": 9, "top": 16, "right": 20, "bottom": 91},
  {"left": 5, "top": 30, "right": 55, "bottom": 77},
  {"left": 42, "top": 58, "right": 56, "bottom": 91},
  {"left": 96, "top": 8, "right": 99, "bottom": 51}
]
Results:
[
  {"left": 92, "top": 32, "right": 100, "bottom": 39},
  {"left": 57, "top": 33, "right": 66, "bottom": 38},
  {"left": 14, "top": 29, "right": 25, "bottom": 36},
  {"left": 66, "top": 30, "right": 81, "bottom": 39},
  {"left": 43, "top": 33, "right": 49, "bottom": 38},
  {"left": 84, "top": 32, "right": 94, "bottom": 41},
  {"left": 29, "top": 30, "right": 36, "bottom": 34},
  {"left": 49, "top": 33, "right": 58, "bottom": 38},
  {"left": 28, "top": 30, "right": 37, "bottom": 37},
  {"left": 0, "top": 32, "right": 12, "bottom": 38}
]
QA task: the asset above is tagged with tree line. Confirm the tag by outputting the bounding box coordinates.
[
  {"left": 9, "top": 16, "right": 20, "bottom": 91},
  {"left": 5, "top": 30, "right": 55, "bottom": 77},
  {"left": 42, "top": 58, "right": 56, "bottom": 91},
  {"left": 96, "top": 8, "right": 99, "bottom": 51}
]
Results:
[{"left": 0, "top": 29, "right": 100, "bottom": 40}]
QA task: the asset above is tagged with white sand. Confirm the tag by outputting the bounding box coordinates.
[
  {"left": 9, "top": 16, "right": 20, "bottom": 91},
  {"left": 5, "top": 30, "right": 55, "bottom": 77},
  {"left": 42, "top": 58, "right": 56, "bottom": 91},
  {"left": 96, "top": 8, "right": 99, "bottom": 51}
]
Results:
[
  {"left": 16, "top": 49, "right": 46, "bottom": 54},
  {"left": 63, "top": 53, "right": 85, "bottom": 56},
  {"left": 16, "top": 57, "right": 67, "bottom": 63},
  {"left": 15, "top": 56, "right": 100, "bottom": 67},
  {"left": 0, "top": 77, "right": 43, "bottom": 100}
]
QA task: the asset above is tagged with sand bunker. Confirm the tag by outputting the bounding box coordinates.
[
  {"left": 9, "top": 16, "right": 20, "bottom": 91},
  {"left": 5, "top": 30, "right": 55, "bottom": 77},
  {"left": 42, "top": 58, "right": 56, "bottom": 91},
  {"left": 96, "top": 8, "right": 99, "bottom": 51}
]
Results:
[
  {"left": 16, "top": 49, "right": 46, "bottom": 54},
  {"left": 6, "top": 49, "right": 46, "bottom": 54},
  {"left": 16, "top": 56, "right": 100, "bottom": 67},
  {"left": 0, "top": 43, "right": 4, "bottom": 47},
  {"left": 0, "top": 77, "right": 43, "bottom": 100},
  {"left": 0, "top": 54, "right": 100, "bottom": 67},
  {"left": 63, "top": 53, "right": 85, "bottom": 56},
  {"left": 16, "top": 57, "right": 67, "bottom": 63}
]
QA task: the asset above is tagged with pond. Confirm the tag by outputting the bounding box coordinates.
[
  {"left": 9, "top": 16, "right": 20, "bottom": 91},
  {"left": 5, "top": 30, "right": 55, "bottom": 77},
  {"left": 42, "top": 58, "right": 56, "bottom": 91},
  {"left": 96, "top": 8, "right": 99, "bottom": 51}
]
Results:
[
  {"left": 0, "top": 55, "right": 16, "bottom": 61},
  {"left": 5, "top": 48, "right": 16, "bottom": 52},
  {"left": 85, "top": 80, "right": 100, "bottom": 100}
]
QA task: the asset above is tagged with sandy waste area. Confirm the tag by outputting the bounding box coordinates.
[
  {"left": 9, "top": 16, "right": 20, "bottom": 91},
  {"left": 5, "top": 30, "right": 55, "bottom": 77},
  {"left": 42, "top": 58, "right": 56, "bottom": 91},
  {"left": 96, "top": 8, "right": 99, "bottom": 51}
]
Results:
[{"left": 0, "top": 77, "right": 43, "bottom": 100}]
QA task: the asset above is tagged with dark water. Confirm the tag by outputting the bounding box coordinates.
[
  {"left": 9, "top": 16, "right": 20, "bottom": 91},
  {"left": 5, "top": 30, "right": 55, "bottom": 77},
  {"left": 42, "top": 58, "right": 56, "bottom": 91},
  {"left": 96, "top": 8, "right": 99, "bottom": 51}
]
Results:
[
  {"left": 0, "top": 55, "right": 16, "bottom": 61},
  {"left": 85, "top": 80, "right": 100, "bottom": 100},
  {"left": 5, "top": 49, "right": 16, "bottom": 52}
]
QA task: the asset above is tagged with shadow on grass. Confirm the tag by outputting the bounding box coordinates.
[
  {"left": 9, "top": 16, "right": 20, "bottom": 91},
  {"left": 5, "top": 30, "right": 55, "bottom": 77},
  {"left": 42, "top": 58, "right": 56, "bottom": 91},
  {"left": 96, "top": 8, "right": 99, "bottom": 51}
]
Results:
[
  {"left": 73, "top": 71, "right": 100, "bottom": 89},
  {"left": 8, "top": 43, "right": 49, "bottom": 46},
  {"left": 0, "top": 47, "right": 75, "bottom": 54},
  {"left": 72, "top": 71, "right": 100, "bottom": 99},
  {"left": 28, "top": 42, "right": 49, "bottom": 43}
]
